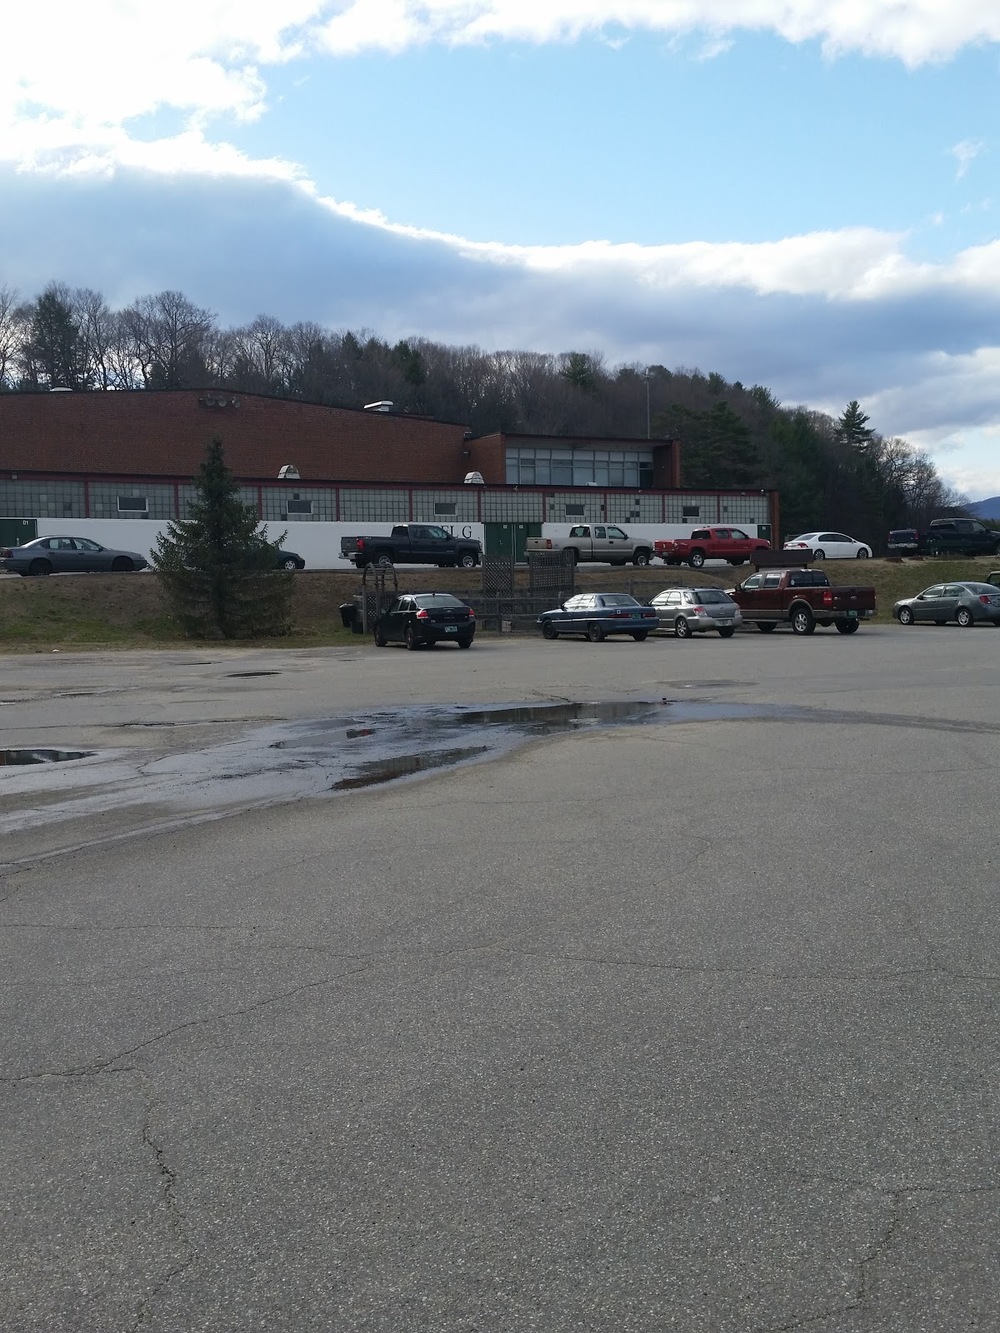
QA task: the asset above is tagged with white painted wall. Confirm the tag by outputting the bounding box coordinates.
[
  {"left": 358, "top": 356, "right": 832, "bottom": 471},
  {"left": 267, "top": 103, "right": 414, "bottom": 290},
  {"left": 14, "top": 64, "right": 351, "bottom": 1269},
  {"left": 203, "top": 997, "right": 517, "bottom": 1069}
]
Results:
[{"left": 26, "top": 519, "right": 768, "bottom": 567}]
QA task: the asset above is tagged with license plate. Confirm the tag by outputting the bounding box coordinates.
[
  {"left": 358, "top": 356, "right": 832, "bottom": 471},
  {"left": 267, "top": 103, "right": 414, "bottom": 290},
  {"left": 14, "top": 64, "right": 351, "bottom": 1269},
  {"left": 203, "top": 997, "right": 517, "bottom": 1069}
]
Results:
[
  {"left": 444, "top": 624, "right": 457, "bottom": 633},
  {"left": 847, "top": 610, "right": 858, "bottom": 618}
]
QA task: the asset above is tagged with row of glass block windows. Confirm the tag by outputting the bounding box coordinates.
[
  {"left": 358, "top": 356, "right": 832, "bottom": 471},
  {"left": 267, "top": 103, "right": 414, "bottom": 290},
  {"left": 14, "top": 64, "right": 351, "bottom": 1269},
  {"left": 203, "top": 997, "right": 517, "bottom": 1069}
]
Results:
[
  {"left": 506, "top": 447, "right": 655, "bottom": 489},
  {"left": 0, "top": 479, "right": 770, "bottom": 526}
]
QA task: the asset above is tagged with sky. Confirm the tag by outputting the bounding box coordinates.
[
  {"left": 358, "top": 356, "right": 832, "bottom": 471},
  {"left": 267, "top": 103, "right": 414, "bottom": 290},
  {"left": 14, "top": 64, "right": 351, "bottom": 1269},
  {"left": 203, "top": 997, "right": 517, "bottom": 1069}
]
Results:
[{"left": 3, "top": 1, "right": 999, "bottom": 497}]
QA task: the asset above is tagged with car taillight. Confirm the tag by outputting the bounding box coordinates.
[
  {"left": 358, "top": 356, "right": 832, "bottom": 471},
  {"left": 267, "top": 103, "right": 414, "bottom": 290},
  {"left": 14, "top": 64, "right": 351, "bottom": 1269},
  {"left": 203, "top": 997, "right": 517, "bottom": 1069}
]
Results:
[
  {"left": 416, "top": 609, "right": 429, "bottom": 619},
  {"left": 0, "top": 548, "right": 11, "bottom": 558},
  {"left": 355, "top": 538, "right": 365, "bottom": 550},
  {"left": 822, "top": 592, "right": 833, "bottom": 605},
  {"left": 980, "top": 595, "right": 992, "bottom": 605},
  {"left": 642, "top": 610, "right": 656, "bottom": 618},
  {"left": 692, "top": 605, "right": 703, "bottom": 613},
  {"left": 467, "top": 609, "right": 475, "bottom": 619}
]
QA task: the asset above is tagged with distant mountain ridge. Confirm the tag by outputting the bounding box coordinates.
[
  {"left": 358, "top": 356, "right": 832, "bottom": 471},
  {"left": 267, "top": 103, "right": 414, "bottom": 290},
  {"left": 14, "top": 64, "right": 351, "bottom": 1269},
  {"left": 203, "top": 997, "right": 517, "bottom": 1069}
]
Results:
[{"left": 966, "top": 497, "right": 1000, "bottom": 518}]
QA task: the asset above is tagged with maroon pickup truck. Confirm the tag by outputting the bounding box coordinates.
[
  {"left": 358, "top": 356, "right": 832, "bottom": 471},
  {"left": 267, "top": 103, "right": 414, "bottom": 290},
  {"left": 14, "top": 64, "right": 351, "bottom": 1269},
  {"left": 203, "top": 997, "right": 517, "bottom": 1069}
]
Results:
[
  {"left": 730, "top": 567, "right": 877, "bottom": 635},
  {"left": 655, "top": 526, "right": 770, "bottom": 568}
]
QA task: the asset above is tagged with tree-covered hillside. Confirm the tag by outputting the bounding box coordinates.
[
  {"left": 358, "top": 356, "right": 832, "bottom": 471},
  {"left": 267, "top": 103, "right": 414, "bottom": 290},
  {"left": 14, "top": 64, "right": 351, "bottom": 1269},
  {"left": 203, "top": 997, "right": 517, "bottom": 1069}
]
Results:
[{"left": 0, "top": 280, "right": 965, "bottom": 544}]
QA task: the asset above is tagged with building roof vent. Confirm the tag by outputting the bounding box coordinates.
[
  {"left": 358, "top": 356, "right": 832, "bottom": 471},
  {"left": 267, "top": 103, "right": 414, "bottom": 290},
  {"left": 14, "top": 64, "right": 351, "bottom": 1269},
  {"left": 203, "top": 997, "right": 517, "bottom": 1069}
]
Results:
[
  {"left": 464, "top": 471, "right": 486, "bottom": 485},
  {"left": 278, "top": 464, "right": 301, "bottom": 480},
  {"left": 363, "top": 400, "right": 394, "bottom": 412}
]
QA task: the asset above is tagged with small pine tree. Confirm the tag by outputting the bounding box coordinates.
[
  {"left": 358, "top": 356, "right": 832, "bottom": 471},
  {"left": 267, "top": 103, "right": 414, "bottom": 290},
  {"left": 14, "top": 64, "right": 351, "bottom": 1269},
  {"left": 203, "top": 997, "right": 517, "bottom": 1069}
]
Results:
[{"left": 153, "top": 437, "right": 294, "bottom": 639}]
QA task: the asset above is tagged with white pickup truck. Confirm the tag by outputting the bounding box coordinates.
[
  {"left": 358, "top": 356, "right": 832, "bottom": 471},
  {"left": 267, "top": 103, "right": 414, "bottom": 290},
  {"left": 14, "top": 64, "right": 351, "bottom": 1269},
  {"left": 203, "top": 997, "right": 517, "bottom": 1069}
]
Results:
[{"left": 524, "top": 524, "right": 654, "bottom": 566}]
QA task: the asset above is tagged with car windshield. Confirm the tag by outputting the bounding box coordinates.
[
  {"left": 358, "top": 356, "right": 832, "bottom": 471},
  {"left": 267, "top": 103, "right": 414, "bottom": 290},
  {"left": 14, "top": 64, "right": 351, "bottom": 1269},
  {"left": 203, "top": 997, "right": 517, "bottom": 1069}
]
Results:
[
  {"left": 692, "top": 589, "right": 733, "bottom": 604},
  {"left": 414, "top": 594, "right": 464, "bottom": 608}
]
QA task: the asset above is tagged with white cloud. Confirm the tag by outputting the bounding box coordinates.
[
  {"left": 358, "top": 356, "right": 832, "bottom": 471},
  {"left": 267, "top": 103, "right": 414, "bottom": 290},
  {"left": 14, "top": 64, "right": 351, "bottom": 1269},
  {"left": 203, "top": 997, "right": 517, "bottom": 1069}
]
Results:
[
  {"left": 317, "top": 1, "right": 1000, "bottom": 65},
  {"left": 950, "top": 138, "right": 986, "bottom": 180},
  {"left": 2, "top": 1, "right": 998, "bottom": 158}
]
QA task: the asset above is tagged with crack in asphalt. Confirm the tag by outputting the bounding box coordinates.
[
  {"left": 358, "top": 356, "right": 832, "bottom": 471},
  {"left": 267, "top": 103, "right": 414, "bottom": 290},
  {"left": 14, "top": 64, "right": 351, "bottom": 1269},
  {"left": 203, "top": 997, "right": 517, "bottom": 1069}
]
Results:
[
  {"left": 132, "top": 1093, "right": 195, "bottom": 1331},
  {"left": 0, "top": 962, "right": 375, "bottom": 1083},
  {"left": 755, "top": 1176, "right": 1000, "bottom": 1332}
]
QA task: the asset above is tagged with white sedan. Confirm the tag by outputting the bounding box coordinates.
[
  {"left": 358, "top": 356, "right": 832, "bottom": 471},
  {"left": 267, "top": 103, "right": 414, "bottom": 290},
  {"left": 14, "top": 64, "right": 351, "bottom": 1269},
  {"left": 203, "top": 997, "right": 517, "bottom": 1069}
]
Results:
[{"left": 783, "top": 531, "right": 872, "bottom": 560}]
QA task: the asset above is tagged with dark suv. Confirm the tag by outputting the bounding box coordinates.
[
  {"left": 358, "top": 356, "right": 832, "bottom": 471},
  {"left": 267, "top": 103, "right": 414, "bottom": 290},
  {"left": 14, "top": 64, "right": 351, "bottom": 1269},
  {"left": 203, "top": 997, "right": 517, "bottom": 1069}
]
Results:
[{"left": 925, "top": 519, "right": 1000, "bottom": 557}]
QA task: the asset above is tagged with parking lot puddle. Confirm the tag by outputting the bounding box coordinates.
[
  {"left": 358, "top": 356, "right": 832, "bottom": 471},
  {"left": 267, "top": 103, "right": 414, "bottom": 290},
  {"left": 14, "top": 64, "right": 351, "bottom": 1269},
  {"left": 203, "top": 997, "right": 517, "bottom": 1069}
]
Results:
[
  {"left": 1, "top": 748, "right": 94, "bottom": 766},
  {"left": 8, "top": 696, "right": 997, "bottom": 858}
]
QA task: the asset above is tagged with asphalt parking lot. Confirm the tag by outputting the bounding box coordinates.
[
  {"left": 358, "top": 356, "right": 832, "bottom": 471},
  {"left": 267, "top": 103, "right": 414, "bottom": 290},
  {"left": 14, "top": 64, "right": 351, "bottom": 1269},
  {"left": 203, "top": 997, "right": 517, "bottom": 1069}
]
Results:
[{"left": 2, "top": 627, "right": 999, "bottom": 1331}]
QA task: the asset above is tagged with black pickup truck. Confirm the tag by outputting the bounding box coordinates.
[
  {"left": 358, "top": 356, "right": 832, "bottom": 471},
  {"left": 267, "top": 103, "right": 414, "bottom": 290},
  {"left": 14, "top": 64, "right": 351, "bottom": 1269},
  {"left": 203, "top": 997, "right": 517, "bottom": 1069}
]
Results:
[
  {"left": 888, "top": 519, "right": 1000, "bottom": 557},
  {"left": 340, "top": 523, "right": 482, "bottom": 569}
]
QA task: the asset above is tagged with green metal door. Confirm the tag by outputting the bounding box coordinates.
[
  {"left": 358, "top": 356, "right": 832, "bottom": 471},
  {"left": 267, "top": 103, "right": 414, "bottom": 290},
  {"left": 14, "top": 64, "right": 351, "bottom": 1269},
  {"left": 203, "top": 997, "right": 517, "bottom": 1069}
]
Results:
[
  {"left": 0, "top": 518, "right": 37, "bottom": 547},
  {"left": 484, "top": 523, "right": 540, "bottom": 561}
]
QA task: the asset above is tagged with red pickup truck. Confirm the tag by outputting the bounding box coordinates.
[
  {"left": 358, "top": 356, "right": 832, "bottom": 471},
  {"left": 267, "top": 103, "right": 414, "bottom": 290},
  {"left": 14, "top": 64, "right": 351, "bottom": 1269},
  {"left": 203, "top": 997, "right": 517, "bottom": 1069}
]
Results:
[
  {"left": 655, "top": 526, "right": 770, "bottom": 568},
  {"left": 729, "top": 567, "right": 877, "bottom": 635}
]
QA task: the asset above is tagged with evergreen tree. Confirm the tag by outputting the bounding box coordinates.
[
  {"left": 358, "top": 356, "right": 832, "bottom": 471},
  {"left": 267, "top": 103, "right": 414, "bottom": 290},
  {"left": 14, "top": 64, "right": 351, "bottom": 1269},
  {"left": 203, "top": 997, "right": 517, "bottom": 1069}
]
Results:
[
  {"left": 152, "top": 437, "right": 294, "bottom": 639},
  {"left": 20, "top": 283, "right": 86, "bottom": 389}
]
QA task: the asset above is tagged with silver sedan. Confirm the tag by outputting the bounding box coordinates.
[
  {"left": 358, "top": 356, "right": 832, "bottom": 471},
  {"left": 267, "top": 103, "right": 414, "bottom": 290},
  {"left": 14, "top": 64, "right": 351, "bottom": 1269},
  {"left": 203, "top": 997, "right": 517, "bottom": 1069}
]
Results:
[
  {"left": 0, "top": 536, "right": 149, "bottom": 575},
  {"left": 893, "top": 582, "right": 1000, "bottom": 627},
  {"left": 651, "top": 587, "right": 743, "bottom": 638}
]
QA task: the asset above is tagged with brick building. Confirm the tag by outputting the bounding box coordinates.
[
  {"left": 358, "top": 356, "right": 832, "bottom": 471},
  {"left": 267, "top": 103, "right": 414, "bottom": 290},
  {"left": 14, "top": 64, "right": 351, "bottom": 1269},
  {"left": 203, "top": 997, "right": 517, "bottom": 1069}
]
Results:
[{"left": 0, "top": 390, "right": 775, "bottom": 565}]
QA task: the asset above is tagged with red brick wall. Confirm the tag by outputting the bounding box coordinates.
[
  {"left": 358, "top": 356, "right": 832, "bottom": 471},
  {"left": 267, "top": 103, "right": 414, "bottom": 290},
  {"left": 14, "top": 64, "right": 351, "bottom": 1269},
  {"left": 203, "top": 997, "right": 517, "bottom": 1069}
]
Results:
[
  {"left": 463, "top": 433, "right": 507, "bottom": 483},
  {"left": 2, "top": 391, "right": 472, "bottom": 484}
]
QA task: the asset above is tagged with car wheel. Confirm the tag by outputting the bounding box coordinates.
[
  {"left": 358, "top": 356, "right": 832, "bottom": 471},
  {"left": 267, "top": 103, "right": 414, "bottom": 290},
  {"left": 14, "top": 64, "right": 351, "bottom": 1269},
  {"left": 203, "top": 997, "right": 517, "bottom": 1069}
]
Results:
[
  {"left": 633, "top": 550, "right": 651, "bottom": 568},
  {"left": 374, "top": 552, "right": 394, "bottom": 568},
  {"left": 29, "top": 559, "right": 52, "bottom": 576},
  {"left": 279, "top": 557, "right": 299, "bottom": 571},
  {"left": 111, "top": 556, "right": 134, "bottom": 572},
  {"left": 718, "top": 627, "right": 736, "bottom": 638},
  {"left": 404, "top": 623, "right": 419, "bottom": 650},
  {"left": 856, "top": 548, "right": 869, "bottom": 558},
  {"left": 674, "top": 617, "right": 692, "bottom": 639},
  {"left": 457, "top": 635, "right": 473, "bottom": 648},
  {"left": 631, "top": 630, "right": 648, "bottom": 641},
  {"left": 791, "top": 606, "right": 816, "bottom": 635},
  {"left": 898, "top": 607, "right": 914, "bottom": 625},
  {"left": 835, "top": 619, "right": 860, "bottom": 634},
  {"left": 729, "top": 558, "right": 745, "bottom": 566},
  {"left": 459, "top": 552, "right": 477, "bottom": 569},
  {"left": 587, "top": 622, "right": 605, "bottom": 643},
  {"left": 956, "top": 607, "right": 973, "bottom": 627},
  {"left": 541, "top": 620, "right": 559, "bottom": 640},
  {"left": 689, "top": 550, "right": 706, "bottom": 569},
  {"left": 374, "top": 626, "right": 388, "bottom": 647},
  {"left": 757, "top": 622, "right": 777, "bottom": 633},
  {"left": 812, "top": 549, "right": 825, "bottom": 560}
]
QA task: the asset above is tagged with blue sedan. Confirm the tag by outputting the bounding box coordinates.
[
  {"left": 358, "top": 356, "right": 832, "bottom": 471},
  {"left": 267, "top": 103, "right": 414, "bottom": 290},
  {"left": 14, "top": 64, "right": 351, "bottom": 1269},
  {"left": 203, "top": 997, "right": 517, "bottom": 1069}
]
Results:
[{"left": 538, "top": 592, "right": 659, "bottom": 642}]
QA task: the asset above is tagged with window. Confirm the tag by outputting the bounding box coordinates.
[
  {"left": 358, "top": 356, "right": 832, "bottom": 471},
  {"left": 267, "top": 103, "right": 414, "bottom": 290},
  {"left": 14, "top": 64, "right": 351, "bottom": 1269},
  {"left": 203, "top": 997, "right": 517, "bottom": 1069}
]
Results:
[
  {"left": 434, "top": 502, "right": 457, "bottom": 515},
  {"left": 565, "top": 505, "right": 586, "bottom": 517},
  {"left": 117, "top": 496, "right": 147, "bottom": 513},
  {"left": 286, "top": 498, "right": 313, "bottom": 515},
  {"left": 683, "top": 506, "right": 700, "bottom": 518}
]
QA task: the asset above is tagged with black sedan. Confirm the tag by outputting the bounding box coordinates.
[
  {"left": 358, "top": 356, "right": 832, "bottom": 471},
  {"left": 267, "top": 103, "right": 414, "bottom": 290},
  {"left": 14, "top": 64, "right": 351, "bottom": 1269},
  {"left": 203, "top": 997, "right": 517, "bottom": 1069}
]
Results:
[
  {"left": 271, "top": 548, "right": 305, "bottom": 570},
  {"left": 0, "top": 536, "right": 149, "bottom": 575},
  {"left": 373, "top": 592, "right": 475, "bottom": 649},
  {"left": 538, "top": 592, "right": 659, "bottom": 642}
]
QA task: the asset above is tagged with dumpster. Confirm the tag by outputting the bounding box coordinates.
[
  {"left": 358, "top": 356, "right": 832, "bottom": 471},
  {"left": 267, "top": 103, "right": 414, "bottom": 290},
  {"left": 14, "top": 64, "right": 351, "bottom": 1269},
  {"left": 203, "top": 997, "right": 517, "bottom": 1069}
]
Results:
[{"left": 339, "top": 602, "right": 358, "bottom": 629}]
